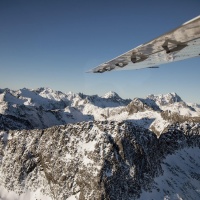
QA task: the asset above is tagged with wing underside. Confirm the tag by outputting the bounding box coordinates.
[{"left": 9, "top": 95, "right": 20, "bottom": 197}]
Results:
[{"left": 89, "top": 16, "right": 200, "bottom": 73}]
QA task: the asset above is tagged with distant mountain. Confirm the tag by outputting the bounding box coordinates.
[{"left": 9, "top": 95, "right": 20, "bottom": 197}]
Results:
[
  {"left": 147, "top": 92, "right": 183, "bottom": 106},
  {"left": 102, "top": 91, "right": 122, "bottom": 99},
  {"left": 0, "top": 88, "right": 199, "bottom": 135}
]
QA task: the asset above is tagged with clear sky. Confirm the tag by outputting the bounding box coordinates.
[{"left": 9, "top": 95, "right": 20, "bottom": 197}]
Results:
[{"left": 0, "top": 0, "right": 200, "bottom": 103}]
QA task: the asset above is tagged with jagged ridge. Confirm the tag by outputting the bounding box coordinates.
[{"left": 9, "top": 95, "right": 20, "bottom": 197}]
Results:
[
  {"left": 0, "top": 121, "right": 200, "bottom": 199},
  {"left": 0, "top": 88, "right": 199, "bottom": 135}
]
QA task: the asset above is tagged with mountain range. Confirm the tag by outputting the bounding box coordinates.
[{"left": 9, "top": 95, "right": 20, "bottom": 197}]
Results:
[
  {"left": 0, "top": 87, "right": 200, "bottom": 135},
  {"left": 0, "top": 87, "right": 200, "bottom": 200}
]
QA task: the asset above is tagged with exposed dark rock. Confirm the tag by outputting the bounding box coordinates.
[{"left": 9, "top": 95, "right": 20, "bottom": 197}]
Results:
[
  {"left": 1, "top": 121, "right": 200, "bottom": 199},
  {"left": 127, "top": 98, "right": 161, "bottom": 114}
]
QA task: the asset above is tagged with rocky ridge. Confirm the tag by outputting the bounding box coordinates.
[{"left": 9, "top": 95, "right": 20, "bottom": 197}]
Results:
[
  {"left": 0, "top": 88, "right": 199, "bottom": 135},
  {"left": 1, "top": 88, "right": 200, "bottom": 199},
  {"left": 0, "top": 121, "right": 200, "bottom": 199}
]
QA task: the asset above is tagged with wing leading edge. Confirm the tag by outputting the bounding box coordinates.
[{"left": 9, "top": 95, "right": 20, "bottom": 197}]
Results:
[{"left": 89, "top": 16, "right": 200, "bottom": 73}]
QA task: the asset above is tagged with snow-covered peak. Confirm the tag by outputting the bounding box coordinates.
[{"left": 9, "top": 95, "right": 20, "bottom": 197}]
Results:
[
  {"left": 0, "top": 89, "right": 24, "bottom": 105},
  {"left": 188, "top": 102, "right": 200, "bottom": 108},
  {"left": 34, "top": 87, "right": 53, "bottom": 93},
  {"left": 34, "top": 87, "right": 68, "bottom": 102},
  {"left": 147, "top": 92, "right": 183, "bottom": 106},
  {"left": 102, "top": 91, "right": 121, "bottom": 99},
  {"left": 184, "top": 102, "right": 200, "bottom": 115}
]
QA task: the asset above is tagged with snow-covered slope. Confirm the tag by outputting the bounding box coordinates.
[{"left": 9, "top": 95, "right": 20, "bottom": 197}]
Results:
[
  {"left": 0, "top": 121, "right": 200, "bottom": 200},
  {"left": 140, "top": 147, "right": 200, "bottom": 200},
  {"left": 0, "top": 88, "right": 199, "bottom": 135},
  {"left": 147, "top": 92, "right": 183, "bottom": 106},
  {"left": 147, "top": 93, "right": 199, "bottom": 117}
]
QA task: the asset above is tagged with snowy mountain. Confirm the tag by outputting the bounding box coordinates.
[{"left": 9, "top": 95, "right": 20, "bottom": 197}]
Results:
[
  {"left": 147, "top": 92, "right": 183, "bottom": 106},
  {"left": 0, "top": 87, "right": 199, "bottom": 135},
  {"left": 0, "top": 87, "right": 200, "bottom": 200},
  {"left": 0, "top": 121, "right": 200, "bottom": 200}
]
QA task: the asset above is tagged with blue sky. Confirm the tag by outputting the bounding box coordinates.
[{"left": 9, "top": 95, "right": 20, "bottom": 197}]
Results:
[{"left": 0, "top": 0, "right": 200, "bottom": 103}]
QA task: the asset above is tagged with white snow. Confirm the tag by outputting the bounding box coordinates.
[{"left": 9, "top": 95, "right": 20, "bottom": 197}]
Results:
[
  {"left": 0, "top": 186, "right": 52, "bottom": 200},
  {"left": 139, "top": 147, "right": 200, "bottom": 200},
  {"left": 66, "top": 192, "right": 80, "bottom": 200},
  {"left": 188, "top": 103, "right": 200, "bottom": 115},
  {"left": 147, "top": 93, "right": 181, "bottom": 106},
  {"left": 81, "top": 140, "right": 96, "bottom": 152},
  {"left": 0, "top": 87, "right": 199, "bottom": 136},
  {"left": 161, "top": 102, "right": 199, "bottom": 117},
  {"left": 102, "top": 91, "right": 120, "bottom": 99}
]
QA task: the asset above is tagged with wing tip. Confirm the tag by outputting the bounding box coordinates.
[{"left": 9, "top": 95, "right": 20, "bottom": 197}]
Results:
[
  {"left": 182, "top": 15, "right": 200, "bottom": 25},
  {"left": 85, "top": 70, "right": 93, "bottom": 73}
]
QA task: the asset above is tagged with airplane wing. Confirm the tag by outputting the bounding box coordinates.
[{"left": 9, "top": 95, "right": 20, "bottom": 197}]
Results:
[{"left": 89, "top": 16, "right": 200, "bottom": 73}]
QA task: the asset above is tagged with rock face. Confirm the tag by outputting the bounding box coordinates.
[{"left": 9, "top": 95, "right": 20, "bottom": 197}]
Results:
[
  {"left": 1, "top": 121, "right": 200, "bottom": 200},
  {"left": 127, "top": 98, "right": 161, "bottom": 114}
]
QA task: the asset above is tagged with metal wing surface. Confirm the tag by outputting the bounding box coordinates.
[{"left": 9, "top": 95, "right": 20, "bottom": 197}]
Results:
[{"left": 89, "top": 16, "right": 200, "bottom": 73}]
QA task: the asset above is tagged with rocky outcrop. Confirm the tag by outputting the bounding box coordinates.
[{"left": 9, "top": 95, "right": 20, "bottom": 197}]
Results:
[
  {"left": 127, "top": 98, "right": 161, "bottom": 114},
  {"left": 0, "top": 114, "right": 33, "bottom": 130},
  {"left": 161, "top": 110, "right": 200, "bottom": 123},
  {"left": 1, "top": 121, "right": 200, "bottom": 199}
]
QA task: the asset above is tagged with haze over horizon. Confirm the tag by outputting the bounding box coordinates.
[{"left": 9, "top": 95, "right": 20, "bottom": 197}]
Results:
[{"left": 0, "top": 0, "right": 200, "bottom": 103}]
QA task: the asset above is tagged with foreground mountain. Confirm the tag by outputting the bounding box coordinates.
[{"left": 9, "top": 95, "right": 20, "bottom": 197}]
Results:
[
  {"left": 0, "top": 87, "right": 199, "bottom": 136},
  {"left": 0, "top": 121, "right": 200, "bottom": 200},
  {"left": 1, "top": 88, "right": 200, "bottom": 200}
]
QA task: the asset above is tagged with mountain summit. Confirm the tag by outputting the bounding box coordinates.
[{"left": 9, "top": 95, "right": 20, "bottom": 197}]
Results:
[
  {"left": 102, "top": 91, "right": 121, "bottom": 99},
  {"left": 147, "top": 92, "right": 183, "bottom": 106}
]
